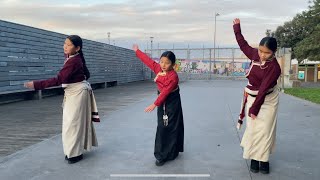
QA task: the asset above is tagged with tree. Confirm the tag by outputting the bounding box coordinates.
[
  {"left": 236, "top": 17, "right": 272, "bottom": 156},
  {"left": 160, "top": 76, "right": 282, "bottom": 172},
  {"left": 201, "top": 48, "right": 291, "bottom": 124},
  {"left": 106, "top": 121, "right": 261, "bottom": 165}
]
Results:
[
  {"left": 273, "top": 11, "right": 312, "bottom": 50},
  {"left": 294, "top": 24, "right": 320, "bottom": 61},
  {"left": 272, "top": 0, "right": 320, "bottom": 61},
  {"left": 265, "top": 29, "right": 274, "bottom": 37}
]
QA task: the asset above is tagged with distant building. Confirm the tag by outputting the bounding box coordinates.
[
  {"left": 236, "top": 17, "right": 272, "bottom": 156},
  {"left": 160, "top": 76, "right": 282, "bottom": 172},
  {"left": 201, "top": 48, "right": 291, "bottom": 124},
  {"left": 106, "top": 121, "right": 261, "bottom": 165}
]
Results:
[{"left": 292, "top": 59, "right": 320, "bottom": 82}]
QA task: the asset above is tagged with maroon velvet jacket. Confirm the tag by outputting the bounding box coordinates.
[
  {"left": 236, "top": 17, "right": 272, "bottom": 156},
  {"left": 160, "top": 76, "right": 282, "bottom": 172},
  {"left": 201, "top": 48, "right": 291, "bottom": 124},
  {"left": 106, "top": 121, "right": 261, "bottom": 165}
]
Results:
[
  {"left": 234, "top": 23, "right": 281, "bottom": 116},
  {"left": 136, "top": 49, "right": 179, "bottom": 106},
  {"left": 33, "top": 54, "right": 86, "bottom": 90}
]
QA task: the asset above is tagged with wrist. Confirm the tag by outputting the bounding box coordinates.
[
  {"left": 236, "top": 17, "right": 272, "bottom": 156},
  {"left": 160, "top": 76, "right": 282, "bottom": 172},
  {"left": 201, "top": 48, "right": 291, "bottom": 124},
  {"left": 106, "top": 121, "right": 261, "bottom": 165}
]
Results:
[{"left": 249, "top": 109, "right": 258, "bottom": 117}]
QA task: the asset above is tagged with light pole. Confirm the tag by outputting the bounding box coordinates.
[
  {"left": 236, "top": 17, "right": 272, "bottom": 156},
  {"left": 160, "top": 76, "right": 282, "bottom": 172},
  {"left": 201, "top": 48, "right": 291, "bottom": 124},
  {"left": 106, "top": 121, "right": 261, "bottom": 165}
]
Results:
[
  {"left": 213, "top": 12, "right": 220, "bottom": 76},
  {"left": 150, "top": 36, "right": 154, "bottom": 58},
  {"left": 158, "top": 42, "right": 160, "bottom": 57},
  {"left": 150, "top": 36, "right": 154, "bottom": 78},
  {"left": 107, "top": 32, "right": 110, "bottom": 44}
]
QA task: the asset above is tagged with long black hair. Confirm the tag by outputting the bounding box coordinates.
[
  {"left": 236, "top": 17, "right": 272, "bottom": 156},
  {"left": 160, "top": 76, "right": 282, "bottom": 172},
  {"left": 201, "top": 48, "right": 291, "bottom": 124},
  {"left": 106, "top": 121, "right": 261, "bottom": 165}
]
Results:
[
  {"left": 67, "top": 35, "right": 90, "bottom": 80},
  {"left": 160, "top": 51, "right": 176, "bottom": 64},
  {"left": 259, "top": 37, "right": 278, "bottom": 53}
]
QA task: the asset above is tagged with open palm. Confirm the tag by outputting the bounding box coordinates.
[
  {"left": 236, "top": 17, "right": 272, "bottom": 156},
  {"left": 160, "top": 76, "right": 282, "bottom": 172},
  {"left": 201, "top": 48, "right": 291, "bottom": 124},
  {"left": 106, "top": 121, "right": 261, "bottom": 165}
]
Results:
[
  {"left": 132, "top": 44, "right": 139, "bottom": 52},
  {"left": 233, "top": 18, "right": 240, "bottom": 25}
]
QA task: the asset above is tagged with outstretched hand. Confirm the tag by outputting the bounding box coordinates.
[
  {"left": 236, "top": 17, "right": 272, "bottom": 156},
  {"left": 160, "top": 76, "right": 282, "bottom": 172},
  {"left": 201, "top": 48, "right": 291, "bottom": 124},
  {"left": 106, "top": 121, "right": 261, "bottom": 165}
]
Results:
[
  {"left": 132, "top": 44, "right": 139, "bottom": 52},
  {"left": 233, "top": 18, "right": 240, "bottom": 25},
  {"left": 144, "top": 104, "right": 156, "bottom": 112}
]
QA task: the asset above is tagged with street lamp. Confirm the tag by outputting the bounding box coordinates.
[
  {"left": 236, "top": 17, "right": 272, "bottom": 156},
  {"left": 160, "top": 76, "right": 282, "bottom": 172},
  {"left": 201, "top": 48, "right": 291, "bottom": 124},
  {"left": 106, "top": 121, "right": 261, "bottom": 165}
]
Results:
[
  {"left": 150, "top": 37, "right": 154, "bottom": 78},
  {"left": 150, "top": 36, "right": 154, "bottom": 58},
  {"left": 107, "top": 32, "right": 111, "bottom": 44},
  {"left": 213, "top": 12, "right": 220, "bottom": 76}
]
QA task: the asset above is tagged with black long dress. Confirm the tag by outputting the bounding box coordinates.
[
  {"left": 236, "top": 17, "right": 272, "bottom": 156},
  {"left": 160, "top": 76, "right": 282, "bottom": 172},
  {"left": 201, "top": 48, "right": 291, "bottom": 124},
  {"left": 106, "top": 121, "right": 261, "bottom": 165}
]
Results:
[{"left": 154, "top": 88, "right": 184, "bottom": 161}]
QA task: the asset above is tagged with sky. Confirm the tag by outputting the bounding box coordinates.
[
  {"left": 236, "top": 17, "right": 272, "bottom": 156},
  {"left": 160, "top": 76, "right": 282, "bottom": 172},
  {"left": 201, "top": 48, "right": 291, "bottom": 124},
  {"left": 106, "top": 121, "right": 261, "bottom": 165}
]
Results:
[{"left": 0, "top": 0, "right": 311, "bottom": 50}]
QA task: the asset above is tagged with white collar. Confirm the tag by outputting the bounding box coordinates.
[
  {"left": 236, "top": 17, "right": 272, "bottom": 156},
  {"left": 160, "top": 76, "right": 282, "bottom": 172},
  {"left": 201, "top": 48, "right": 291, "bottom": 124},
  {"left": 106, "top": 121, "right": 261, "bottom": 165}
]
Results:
[
  {"left": 68, "top": 53, "right": 79, "bottom": 58},
  {"left": 64, "top": 53, "right": 79, "bottom": 64}
]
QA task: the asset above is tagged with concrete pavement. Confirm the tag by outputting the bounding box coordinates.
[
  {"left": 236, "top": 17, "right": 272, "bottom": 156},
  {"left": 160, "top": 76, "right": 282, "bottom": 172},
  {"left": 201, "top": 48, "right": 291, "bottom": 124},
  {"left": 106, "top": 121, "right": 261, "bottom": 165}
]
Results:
[{"left": 0, "top": 80, "right": 319, "bottom": 180}]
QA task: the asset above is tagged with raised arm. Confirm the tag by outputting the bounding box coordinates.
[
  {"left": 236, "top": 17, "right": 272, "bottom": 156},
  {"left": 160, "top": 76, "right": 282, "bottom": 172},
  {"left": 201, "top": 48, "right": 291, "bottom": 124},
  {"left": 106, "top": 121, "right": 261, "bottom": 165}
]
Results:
[
  {"left": 233, "top": 18, "right": 258, "bottom": 61},
  {"left": 133, "top": 44, "right": 161, "bottom": 74}
]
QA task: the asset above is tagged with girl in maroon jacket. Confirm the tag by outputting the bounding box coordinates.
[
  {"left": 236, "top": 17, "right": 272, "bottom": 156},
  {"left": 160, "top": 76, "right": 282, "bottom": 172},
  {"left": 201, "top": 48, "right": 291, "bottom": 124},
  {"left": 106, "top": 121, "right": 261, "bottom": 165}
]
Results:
[
  {"left": 24, "top": 35, "right": 99, "bottom": 164},
  {"left": 133, "top": 44, "right": 184, "bottom": 166},
  {"left": 233, "top": 18, "right": 281, "bottom": 174}
]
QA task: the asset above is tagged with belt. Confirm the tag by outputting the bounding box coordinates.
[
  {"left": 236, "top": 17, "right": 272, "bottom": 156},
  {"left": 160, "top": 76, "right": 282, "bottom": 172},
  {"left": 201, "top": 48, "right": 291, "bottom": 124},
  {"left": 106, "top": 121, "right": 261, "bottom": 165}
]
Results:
[
  {"left": 158, "top": 86, "right": 179, "bottom": 93},
  {"left": 248, "top": 90, "right": 273, "bottom": 97},
  {"left": 171, "top": 87, "right": 179, "bottom": 92}
]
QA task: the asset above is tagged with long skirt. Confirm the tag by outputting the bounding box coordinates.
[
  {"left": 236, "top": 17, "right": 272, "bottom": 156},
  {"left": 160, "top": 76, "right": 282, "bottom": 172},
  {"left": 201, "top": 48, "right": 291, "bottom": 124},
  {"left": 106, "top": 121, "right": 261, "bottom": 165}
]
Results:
[
  {"left": 62, "top": 81, "right": 98, "bottom": 158},
  {"left": 154, "top": 88, "right": 184, "bottom": 161},
  {"left": 240, "top": 89, "right": 279, "bottom": 162}
]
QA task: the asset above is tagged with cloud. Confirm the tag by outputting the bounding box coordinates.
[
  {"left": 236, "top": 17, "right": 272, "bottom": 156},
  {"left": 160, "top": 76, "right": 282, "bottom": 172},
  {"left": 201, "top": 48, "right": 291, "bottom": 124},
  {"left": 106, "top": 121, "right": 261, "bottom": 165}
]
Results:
[{"left": 0, "top": 0, "right": 310, "bottom": 49}]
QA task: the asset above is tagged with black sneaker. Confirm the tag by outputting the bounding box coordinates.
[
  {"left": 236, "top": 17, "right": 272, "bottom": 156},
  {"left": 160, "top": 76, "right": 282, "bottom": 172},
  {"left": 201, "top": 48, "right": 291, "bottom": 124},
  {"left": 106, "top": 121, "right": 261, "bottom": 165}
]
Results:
[
  {"left": 65, "top": 155, "right": 68, "bottom": 160},
  {"left": 250, "top": 159, "right": 259, "bottom": 173},
  {"left": 155, "top": 159, "right": 165, "bottom": 166},
  {"left": 260, "top": 161, "right": 270, "bottom": 174},
  {"left": 68, "top": 154, "right": 83, "bottom": 164}
]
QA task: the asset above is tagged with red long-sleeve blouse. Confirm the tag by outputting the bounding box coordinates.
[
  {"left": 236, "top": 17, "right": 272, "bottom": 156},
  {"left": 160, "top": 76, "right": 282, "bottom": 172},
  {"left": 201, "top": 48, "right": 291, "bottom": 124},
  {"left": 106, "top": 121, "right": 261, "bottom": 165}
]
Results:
[{"left": 136, "top": 49, "right": 179, "bottom": 106}]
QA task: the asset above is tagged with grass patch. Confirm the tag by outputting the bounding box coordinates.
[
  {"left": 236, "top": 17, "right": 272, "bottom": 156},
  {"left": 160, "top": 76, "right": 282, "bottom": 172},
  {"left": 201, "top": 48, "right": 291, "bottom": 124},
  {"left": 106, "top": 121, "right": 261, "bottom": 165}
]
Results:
[{"left": 284, "top": 88, "right": 320, "bottom": 104}]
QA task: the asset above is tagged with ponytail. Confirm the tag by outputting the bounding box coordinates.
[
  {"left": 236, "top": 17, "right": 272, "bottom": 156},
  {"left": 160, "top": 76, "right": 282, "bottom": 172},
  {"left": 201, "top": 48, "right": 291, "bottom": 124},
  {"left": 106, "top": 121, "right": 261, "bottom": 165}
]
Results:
[
  {"left": 79, "top": 50, "right": 90, "bottom": 80},
  {"left": 67, "top": 35, "right": 90, "bottom": 80}
]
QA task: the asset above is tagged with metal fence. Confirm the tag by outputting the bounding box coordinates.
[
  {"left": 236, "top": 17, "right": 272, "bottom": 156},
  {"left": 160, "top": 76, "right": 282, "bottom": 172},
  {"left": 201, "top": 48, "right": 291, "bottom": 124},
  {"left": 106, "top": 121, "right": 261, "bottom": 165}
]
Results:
[{"left": 146, "top": 47, "right": 251, "bottom": 80}]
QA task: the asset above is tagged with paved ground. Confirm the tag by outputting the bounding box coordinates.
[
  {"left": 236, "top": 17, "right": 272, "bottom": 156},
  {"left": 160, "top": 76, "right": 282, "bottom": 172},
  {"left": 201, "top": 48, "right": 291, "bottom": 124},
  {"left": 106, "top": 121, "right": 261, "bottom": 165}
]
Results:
[
  {"left": 0, "top": 80, "right": 319, "bottom": 180},
  {"left": 0, "top": 81, "right": 156, "bottom": 158}
]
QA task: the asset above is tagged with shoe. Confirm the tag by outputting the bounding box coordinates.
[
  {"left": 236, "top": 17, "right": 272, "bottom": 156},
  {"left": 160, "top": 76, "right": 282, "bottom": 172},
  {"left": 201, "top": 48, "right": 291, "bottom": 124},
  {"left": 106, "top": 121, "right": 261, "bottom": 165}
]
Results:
[
  {"left": 65, "top": 155, "right": 68, "bottom": 160},
  {"left": 260, "top": 161, "right": 270, "bottom": 174},
  {"left": 250, "top": 159, "right": 259, "bottom": 173},
  {"left": 68, "top": 154, "right": 83, "bottom": 164},
  {"left": 155, "top": 159, "right": 165, "bottom": 166}
]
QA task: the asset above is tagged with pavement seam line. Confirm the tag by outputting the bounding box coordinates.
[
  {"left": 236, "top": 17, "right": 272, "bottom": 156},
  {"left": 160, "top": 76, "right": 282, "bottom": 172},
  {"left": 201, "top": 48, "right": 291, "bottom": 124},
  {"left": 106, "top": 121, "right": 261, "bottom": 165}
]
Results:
[{"left": 226, "top": 102, "right": 253, "bottom": 180}]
